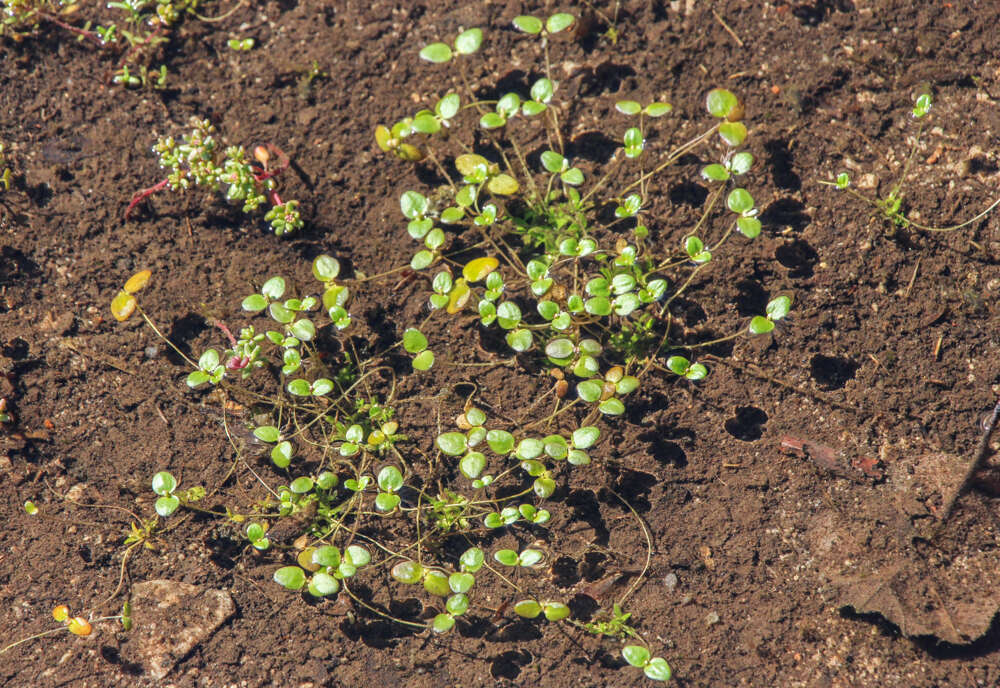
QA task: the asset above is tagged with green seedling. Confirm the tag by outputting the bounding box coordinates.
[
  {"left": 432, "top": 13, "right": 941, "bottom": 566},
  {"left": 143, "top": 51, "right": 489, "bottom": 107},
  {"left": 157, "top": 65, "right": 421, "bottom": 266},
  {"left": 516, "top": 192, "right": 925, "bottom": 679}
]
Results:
[
  {"left": 245, "top": 522, "right": 270, "bottom": 550},
  {"left": 403, "top": 328, "right": 435, "bottom": 371},
  {"left": 419, "top": 27, "right": 483, "bottom": 63},
  {"left": 623, "top": 645, "right": 673, "bottom": 682},
  {"left": 113, "top": 63, "right": 168, "bottom": 89},
  {"left": 126, "top": 118, "right": 303, "bottom": 235},
  {"left": 227, "top": 37, "right": 253, "bottom": 51},
  {"left": 580, "top": 602, "right": 639, "bottom": 640},
  {"left": 748, "top": 295, "right": 792, "bottom": 335},
  {"left": 666, "top": 355, "right": 707, "bottom": 381},
  {"left": 150, "top": 471, "right": 204, "bottom": 517},
  {"left": 513, "top": 599, "right": 571, "bottom": 621},
  {"left": 493, "top": 547, "right": 545, "bottom": 567}
]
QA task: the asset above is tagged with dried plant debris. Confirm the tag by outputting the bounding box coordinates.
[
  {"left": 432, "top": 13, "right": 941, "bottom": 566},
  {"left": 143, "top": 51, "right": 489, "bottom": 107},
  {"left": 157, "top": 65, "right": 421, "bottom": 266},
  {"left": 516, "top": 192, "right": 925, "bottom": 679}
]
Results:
[{"left": 803, "top": 442, "right": 1000, "bottom": 644}]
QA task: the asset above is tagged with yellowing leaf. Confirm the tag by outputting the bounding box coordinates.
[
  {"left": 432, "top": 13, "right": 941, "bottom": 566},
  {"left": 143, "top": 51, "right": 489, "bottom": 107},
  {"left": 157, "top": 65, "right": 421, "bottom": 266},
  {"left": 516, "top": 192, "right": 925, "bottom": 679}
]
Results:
[
  {"left": 455, "top": 153, "right": 488, "bottom": 177},
  {"left": 374, "top": 125, "right": 393, "bottom": 152},
  {"left": 462, "top": 257, "right": 499, "bottom": 283},
  {"left": 67, "top": 617, "right": 92, "bottom": 636},
  {"left": 447, "top": 278, "right": 471, "bottom": 314},
  {"left": 487, "top": 173, "right": 519, "bottom": 195},
  {"left": 124, "top": 269, "right": 151, "bottom": 294},
  {"left": 397, "top": 143, "right": 425, "bottom": 162},
  {"left": 111, "top": 291, "right": 137, "bottom": 321}
]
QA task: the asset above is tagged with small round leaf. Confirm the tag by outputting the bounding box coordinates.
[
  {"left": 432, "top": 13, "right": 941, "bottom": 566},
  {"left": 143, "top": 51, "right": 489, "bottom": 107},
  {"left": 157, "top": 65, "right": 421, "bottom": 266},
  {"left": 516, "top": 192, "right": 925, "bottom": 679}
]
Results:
[
  {"left": 512, "top": 15, "right": 543, "bottom": 33},
  {"left": 454, "top": 27, "right": 483, "bottom": 55},
  {"left": 420, "top": 42, "right": 453, "bottom": 63},
  {"left": 623, "top": 645, "right": 651, "bottom": 668},
  {"left": 273, "top": 566, "right": 306, "bottom": 590}
]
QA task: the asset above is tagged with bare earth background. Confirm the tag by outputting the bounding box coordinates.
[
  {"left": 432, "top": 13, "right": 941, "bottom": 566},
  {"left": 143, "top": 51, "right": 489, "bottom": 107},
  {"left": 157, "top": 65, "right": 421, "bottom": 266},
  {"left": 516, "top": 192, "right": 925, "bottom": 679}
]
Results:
[{"left": 3, "top": 1, "right": 1000, "bottom": 686}]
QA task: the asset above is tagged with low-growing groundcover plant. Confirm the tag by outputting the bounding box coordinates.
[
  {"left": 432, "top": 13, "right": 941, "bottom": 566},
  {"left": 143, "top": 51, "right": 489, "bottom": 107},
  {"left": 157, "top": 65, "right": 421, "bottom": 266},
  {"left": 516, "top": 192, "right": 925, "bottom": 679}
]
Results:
[
  {"left": 96, "top": 12, "right": 797, "bottom": 685},
  {"left": 125, "top": 117, "right": 303, "bottom": 235}
]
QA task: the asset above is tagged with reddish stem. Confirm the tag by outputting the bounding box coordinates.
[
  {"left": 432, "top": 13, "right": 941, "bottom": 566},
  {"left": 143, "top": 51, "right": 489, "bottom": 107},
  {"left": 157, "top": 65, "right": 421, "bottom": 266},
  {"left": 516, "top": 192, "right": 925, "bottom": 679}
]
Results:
[
  {"left": 252, "top": 143, "right": 291, "bottom": 183},
  {"left": 115, "top": 25, "right": 167, "bottom": 72},
  {"left": 215, "top": 321, "right": 238, "bottom": 348},
  {"left": 124, "top": 178, "right": 170, "bottom": 220},
  {"left": 38, "top": 13, "right": 105, "bottom": 47}
]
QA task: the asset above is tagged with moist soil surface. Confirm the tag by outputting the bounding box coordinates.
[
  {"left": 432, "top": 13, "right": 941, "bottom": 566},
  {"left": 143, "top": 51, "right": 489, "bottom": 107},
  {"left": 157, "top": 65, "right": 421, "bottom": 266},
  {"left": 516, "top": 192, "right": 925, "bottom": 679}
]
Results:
[{"left": 3, "top": 1, "right": 1000, "bottom": 686}]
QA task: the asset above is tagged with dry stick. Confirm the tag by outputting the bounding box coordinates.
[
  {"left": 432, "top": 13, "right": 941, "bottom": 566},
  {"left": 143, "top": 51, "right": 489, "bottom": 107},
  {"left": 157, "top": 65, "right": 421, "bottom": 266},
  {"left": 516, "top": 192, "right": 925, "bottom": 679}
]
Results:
[
  {"left": 903, "top": 256, "right": 921, "bottom": 299},
  {"left": 711, "top": 9, "right": 744, "bottom": 47},
  {"left": 937, "top": 396, "right": 1000, "bottom": 523}
]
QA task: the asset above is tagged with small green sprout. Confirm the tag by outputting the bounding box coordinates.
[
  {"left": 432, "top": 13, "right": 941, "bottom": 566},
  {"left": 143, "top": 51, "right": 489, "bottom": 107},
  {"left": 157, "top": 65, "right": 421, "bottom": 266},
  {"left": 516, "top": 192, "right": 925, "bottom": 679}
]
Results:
[
  {"left": 512, "top": 13, "right": 576, "bottom": 37},
  {"left": 749, "top": 295, "right": 793, "bottom": 335},
  {"left": 186, "top": 349, "right": 225, "bottom": 387},
  {"left": 513, "top": 599, "right": 570, "bottom": 621},
  {"left": 615, "top": 194, "right": 643, "bottom": 219},
  {"left": 228, "top": 37, "right": 254, "bottom": 51},
  {"left": 151, "top": 471, "right": 180, "bottom": 517},
  {"left": 684, "top": 236, "right": 711, "bottom": 264},
  {"left": 912, "top": 92, "right": 932, "bottom": 118},
  {"left": 246, "top": 522, "right": 270, "bottom": 550},
  {"left": 402, "top": 328, "right": 434, "bottom": 370},
  {"left": 540, "top": 150, "right": 584, "bottom": 186},
  {"left": 666, "top": 356, "right": 707, "bottom": 381},
  {"left": 493, "top": 547, "right": 545, "bottom": 567},
  {"left": 623, "top": 646, "right": 673, "bottom": 682},
  {"left": 580, "top": 603, "right": 639, "bottom": 639},
  {"left": 149, "top": 470, "right": 203, "bottom": 517},
  {"left": 375, "top": 465, "right": 404, "bottom": 512},
  {"left": 419, "top": 27, "right": 483, "bottom": 63}
]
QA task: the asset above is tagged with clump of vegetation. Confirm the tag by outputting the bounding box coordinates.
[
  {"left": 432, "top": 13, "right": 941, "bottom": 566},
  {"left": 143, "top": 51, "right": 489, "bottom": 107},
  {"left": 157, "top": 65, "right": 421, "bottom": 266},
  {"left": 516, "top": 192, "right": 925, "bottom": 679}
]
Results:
[
  {"left": 1, "top": 0, "right": 221, "bottom": 88},
  {"left": 103, "top": 10, "right": 796, "bottom": 685},
  {"left": 125, "top": 117, "right": 303, "bottom": 235}
]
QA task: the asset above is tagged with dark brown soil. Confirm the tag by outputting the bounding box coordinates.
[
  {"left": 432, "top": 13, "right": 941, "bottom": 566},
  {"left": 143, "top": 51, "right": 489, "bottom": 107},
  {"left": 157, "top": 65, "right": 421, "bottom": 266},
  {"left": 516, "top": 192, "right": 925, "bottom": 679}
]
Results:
[{"left": 4, "top": 1, "right": 1000, "bottom": 686}]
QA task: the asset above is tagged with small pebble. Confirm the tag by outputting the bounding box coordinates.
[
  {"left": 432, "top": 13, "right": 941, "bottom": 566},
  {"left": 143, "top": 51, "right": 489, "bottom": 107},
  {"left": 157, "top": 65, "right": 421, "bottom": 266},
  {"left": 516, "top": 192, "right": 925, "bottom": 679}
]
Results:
[
  {"left": 664, "top": 573, "right": 679, "bottom": 590},
  {"left": 145, "top": 346, "right": 159, "bottom": 359},
  {"left": 705, "top": 611, "right": 721, "bottom": 626}
]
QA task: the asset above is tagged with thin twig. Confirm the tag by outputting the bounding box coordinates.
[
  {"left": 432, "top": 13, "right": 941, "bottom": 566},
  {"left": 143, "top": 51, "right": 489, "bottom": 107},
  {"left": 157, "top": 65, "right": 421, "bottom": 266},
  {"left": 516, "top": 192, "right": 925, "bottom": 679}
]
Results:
[
  {"left": 904, "top": 256, "right": 921, "bottom": 299},
  {"left": 712, "top": 10, "right": 744, "bottom": 48}
]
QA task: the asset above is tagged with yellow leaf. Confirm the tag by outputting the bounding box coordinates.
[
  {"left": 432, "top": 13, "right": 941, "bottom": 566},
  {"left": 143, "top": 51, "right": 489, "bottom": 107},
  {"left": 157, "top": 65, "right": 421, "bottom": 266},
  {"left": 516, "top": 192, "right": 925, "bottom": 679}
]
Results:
[
  {"left": 67, "top": 617, "right": 92, "bottom": 636},
  {"left": 110, "top": 291, "right": 137, "bottom": 321},
  {"left": 447, "top": 278, "right": 471, "bottom": 314},
  {"left": 123, "top": 269, "right": 151, "bottom": 294},
  {"left": 462, "top": 257, "right": 499, "bottom": 283},
  {"left": 487, "top": 174, "right": 519, "bottom": 196},
  {"left": 297, "top": 547, "right": 320, "bottom": 573},
  {"left": 455, "top": 153, "right": 488, "bottom": 177},
  {"left": 374, "top": 125, "right": 393, "bottom": 152},
  {"left": 397, "top": 143, "right": 425, "bottom": 162},
  {"left": 52, "top": 605, "right": 70, "bottom": 622}
]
